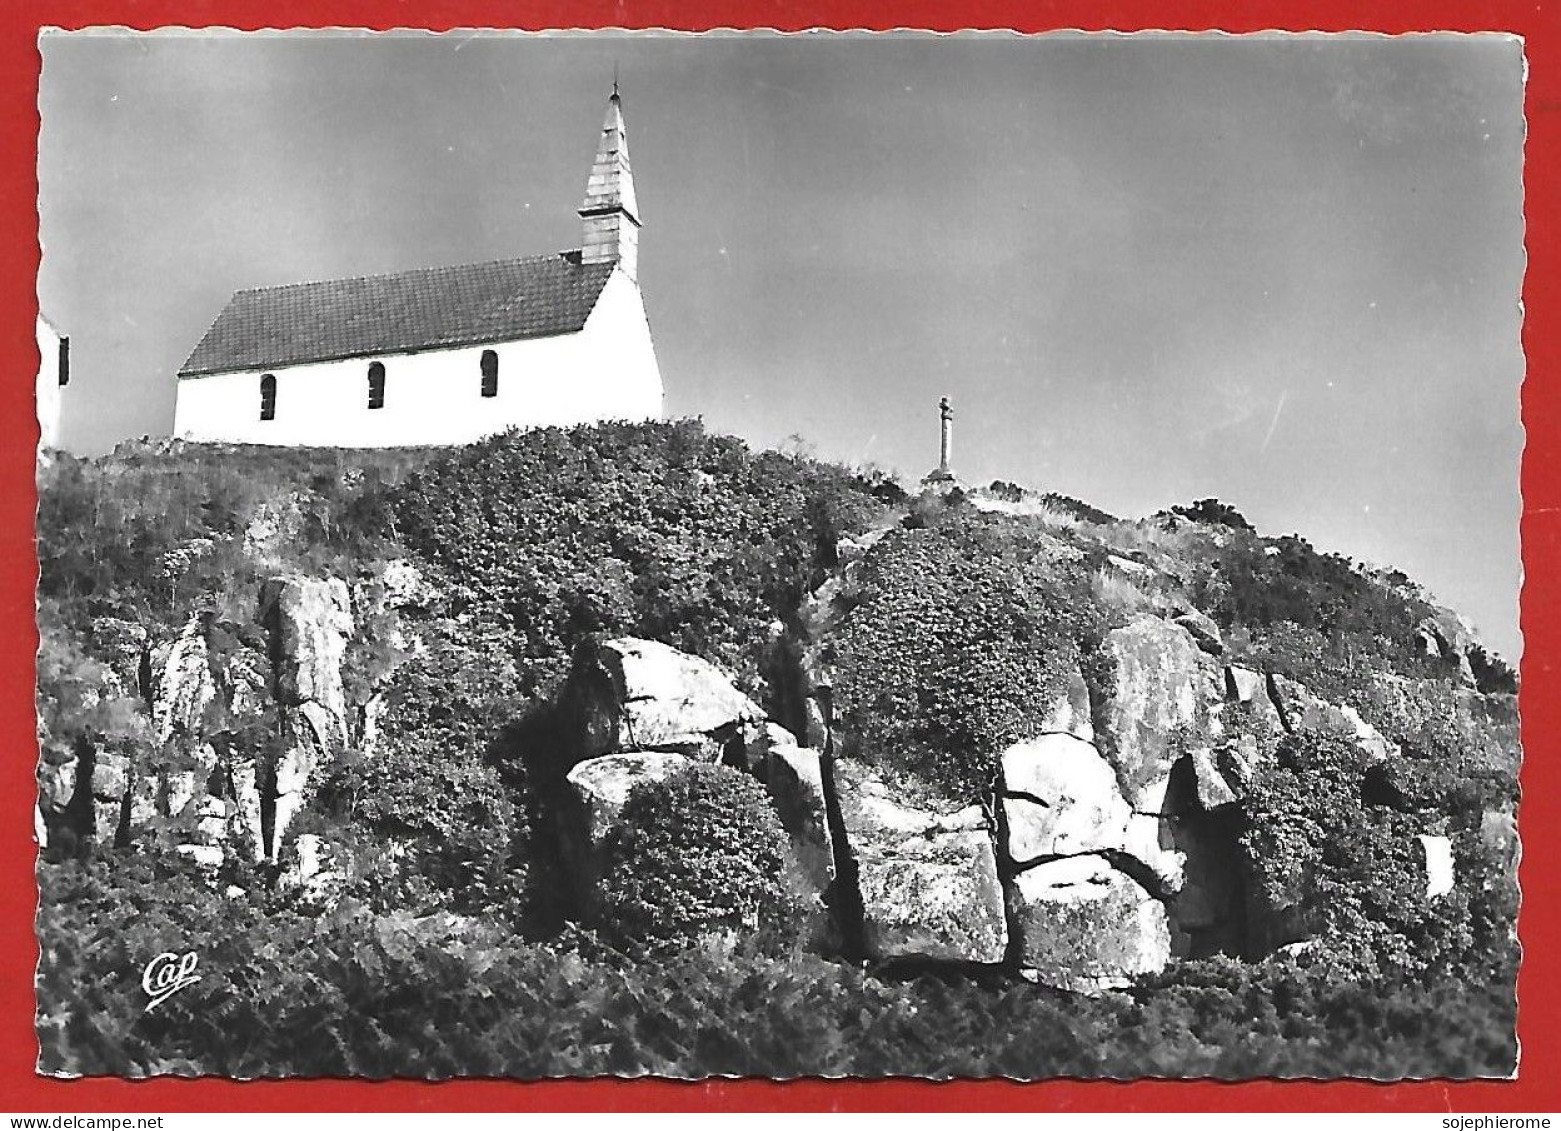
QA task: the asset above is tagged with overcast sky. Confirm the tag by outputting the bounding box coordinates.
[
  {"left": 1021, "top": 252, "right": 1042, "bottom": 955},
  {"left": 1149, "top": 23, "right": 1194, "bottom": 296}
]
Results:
[{"left": 37, "top": 30, "right": 1525, "bottom": 659}]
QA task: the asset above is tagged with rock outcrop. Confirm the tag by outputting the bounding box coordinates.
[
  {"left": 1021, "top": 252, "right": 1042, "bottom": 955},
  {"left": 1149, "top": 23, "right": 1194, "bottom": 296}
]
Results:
[
  {"left": 992, "top": 666, "right": 1184, "bottom": 986},
  {"left": 1482, "top": 808, "right": 1520, "bottom": 887},
  {"left": 1190, "top": 748, "right": 1238, "bottom": 810},
  {"left": 1001, "top": 732, "right": 1132, "bottom": 863},
  {"left": 762, "top": 740, "right": 836, "bottom": 895},
  {"left": 1009, "top": 855, "right": 1172, "bottom": 992},
  {"left": 37, "top": 758, "right": 77, "bottom": 822},
  {"left": 47, "top": 522, "right": 1488, "bottom": 991},
  {"left": 556, "top": 653, "right": 846, "bottom": 947},
  {"left": 62, "top": 576, "right": 359, "bottom": 865},
  {"left": 1102, "top": 615, "right": 1223, "bottom": 814},
  {"left": 260, "top": 576, "right": 355, "bottom": 853},
  {"left": 1171, "top": 608, "right": 1224, "bottom": 657},
  {"left": 148, "top": 613, "right": 272, "bottom": 858},
  {"left": 556, "top": 643, "right": 847, "bottom": 941},
  {"left": 1268, "top": 675, "right": 1397, "bottom": 761},
  {"left": 35, "top": 749, "right": 81, "bottom": 850},
  {"left": 567, "top": 637, "right": 763, "bottom": 761},
  {"left": 152, "top": 616, "right": 219, "bottom": 745},
  {"left": 375, "top": 558, "right": 441, "bottom": 612},
  {"left": 278, "top": 832, "right": 349, "bottom": 908},
  {"left": 1416, "top": 613, "right": 1479, "bottom": 687},
  {"left": 835, "top": 759, "right": 1008, "bottom": 964},
  {"left": 560, "top": 751, "right": 694, "bottom": 894},
  {"left": 773, "top": 549, "right": 1437, "bottom": 979},
  {"left": 1224, "top": 665, "right": 1284, "bottom": 733},
  {"left": 737, "top": 719, "right": 801, "bottom": 776},
  {"left": 89, "top": 749, "right": 132, "bottom": 845},
  {"left": 1418, "top": 834, "right": 1456, "bottom": 900},
  {"left": 262, "top": 575, "right": 353, "bottom": 750}
]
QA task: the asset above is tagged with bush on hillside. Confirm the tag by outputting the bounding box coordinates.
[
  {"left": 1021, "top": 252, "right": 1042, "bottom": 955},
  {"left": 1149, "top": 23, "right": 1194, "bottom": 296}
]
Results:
[
  {"left": 1041, "top": 493, "right": 1117, "bottom": 525},
  {"left": 1125, "top": 953, "right": 1514, "bottom": 1079},
  {"left": 831, "top": 510, "right": 1107, "bottom": 801},
  {"left": 1240, "top": 732, "right": 1514, "bottom": 983},
  {"left": 591, "top": 763, "right": 807, "bottom": 951},
  {"left": 1241, "top": 621, "right": 1520, "bottom": 779},
  {"left": 33, "top": 428, "right": 1518, "bottom": 1082},
  {"left": 312, "top": 744, "right": 524, "bottom": 917},
  {"left": 35, "top": 604, "right": 150, "bottom": 772},
  {"left": 385, "top": 420, "right": 886, "bottom": 699},
  {"left": 1170, "top": 497, "right": 1255, "bottom": 531},
  {"left": 1198, "top": 534, "right": 1426, "bottom": 644},
  {"left": 37, "top": 443, "right": 423, "bottom": 645},
  {"left": 1183, "top": 533, "right": 1466, "bottom": 710},
  {"left": 312, "top": 630, "right": 532, "bottom": 914},
  {"left": 366, "top": 628, "right": 530, "bottom": 765},
  {"left": 37, "top": 851, "right": 1514, "bottom": 1078},
  {"left": 1468, "top": 643, "right": 1519, "bottom": 695}
]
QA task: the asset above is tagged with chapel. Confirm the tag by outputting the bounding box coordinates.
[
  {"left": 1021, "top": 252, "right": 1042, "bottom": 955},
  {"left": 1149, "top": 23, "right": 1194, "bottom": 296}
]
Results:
[{"left": 172, "top": 87, "right": 662, "bottom": 447}]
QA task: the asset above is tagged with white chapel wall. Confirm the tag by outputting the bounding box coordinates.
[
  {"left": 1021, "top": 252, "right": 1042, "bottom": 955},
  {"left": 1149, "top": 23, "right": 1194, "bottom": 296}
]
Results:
[
  {"left": 173, "top": 269, "right": 663, "bottom": 448},
  {"left": 36, "top": 314, "right": 63, "bottom": 450}
]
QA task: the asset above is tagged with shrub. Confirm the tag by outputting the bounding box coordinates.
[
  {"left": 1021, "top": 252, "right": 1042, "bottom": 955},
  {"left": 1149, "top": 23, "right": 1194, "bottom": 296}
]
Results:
[
  {"left": 1127, "top": 953, "right": 1515, "bottom": 1079},
  {"left": 1170, "top": 497, "right": 1255, "bottom": 531},
  {"left": 35, "top": 603, "right": 151, "bottom": 773},
  {"left": 312, "top": 630, "right": 532, "bottom": 915},
  {"left": 37, "top": 442, "right": 422, "bottom": 642},
  {"left": 37, "top": 851, "right": 270, "bottom": 1076},
  {"left": 831, "top": 510, "right": 1105, "bottom": 801},
  {"left": 1468, "top": 643, "right": 1519, "bottom": 695},
  {"left": 367, "top": 629, "right": 530, "bottom": 766},
  {"left": 385, "top": 420, "right": 886, "bottom": 698},
  {"left": 1039, "top": 492, "right": 1117, "bottom": 525},
  {"left": 1188, "top": 533, "right": 1459, "bottom": 694},
  {"left": 1239, "top": 732, "right": 1510, "bottom": 983},
  {"left": 591, "top": 763, "right": 806, "bottom": 950},
  {"left": 36, "top": 852, "right": 1514, "bottom": 1079},
  {"left": 313, "top": 744, "right": 524, "bottom": 915}
]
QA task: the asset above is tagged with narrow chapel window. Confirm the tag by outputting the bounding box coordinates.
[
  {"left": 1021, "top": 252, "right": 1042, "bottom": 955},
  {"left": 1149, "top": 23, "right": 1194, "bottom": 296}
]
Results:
[
  {"left": 481, "top": 349, "right": 499, "bottom": 397},
  {"left": 368, "top": 361, "right": 386, "bottom": 409},
  {"left": 260, "top": 374, "right": 276, "bottom": 421}
]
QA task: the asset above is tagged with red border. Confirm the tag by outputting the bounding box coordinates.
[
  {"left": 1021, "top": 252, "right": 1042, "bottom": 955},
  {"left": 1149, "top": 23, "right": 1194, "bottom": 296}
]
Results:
[{"left": 4, "top": 0, "right": 1556, "bottom": 1113}]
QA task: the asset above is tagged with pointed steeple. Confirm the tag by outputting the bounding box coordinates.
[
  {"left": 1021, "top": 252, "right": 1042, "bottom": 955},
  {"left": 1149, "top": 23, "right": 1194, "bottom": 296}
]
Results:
[{"left": 579, "top": 85, "right": 641, "bottom": 280}]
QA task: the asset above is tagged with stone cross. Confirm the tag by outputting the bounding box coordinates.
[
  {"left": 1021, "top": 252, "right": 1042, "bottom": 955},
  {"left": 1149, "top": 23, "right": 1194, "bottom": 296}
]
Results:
[{"left": 938, "top": 395, "right": 953, "bottom": 476}]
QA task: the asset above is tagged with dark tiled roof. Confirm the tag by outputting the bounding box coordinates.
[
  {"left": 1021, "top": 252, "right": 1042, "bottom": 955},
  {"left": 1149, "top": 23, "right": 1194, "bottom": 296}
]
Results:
[{"left": 179, "top": 252, "right": 615, "bottom": 377}]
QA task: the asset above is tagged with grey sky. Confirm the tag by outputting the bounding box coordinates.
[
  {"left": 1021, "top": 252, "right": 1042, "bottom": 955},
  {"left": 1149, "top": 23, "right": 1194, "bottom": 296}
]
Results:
[{"left": 37, "top": 30, "right": 1526, "bottom": 659}]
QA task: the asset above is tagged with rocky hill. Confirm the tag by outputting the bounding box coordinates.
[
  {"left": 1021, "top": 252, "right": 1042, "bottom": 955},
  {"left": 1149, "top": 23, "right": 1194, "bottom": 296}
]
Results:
[{"left": 33, "top": 420, "right": 1520, "bottom": 1078}]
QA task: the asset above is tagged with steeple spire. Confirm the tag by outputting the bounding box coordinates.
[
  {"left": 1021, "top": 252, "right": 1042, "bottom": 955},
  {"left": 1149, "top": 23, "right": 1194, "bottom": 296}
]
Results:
[{"left": 579, "top": 84, "right": 640, "bottom": 280}]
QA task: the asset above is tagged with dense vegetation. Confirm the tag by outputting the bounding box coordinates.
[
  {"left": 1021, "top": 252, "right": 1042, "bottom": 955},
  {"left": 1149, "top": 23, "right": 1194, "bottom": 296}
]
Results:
[
  {"left": 36, "top": 853, "right": 1513, "bottom": 1079},
  {"left": 310, "top": 627, "right": 531, "bottom": 916},
  {"left": 37, "top": 441, "right": 426, "bottom": 644},
  {"left": 1240, "top": 733, "right": 1516, "bottom": 983},
  {"left": 830, "top": 505, "right": 1110, "bottom": 800},
  {"left": 386, "top": 419, "right": 886, "bottom": 697},
  {"left": 33, "top": 428, "right": 1519, "bottom": 1079},
  {"left": 590, "top": 763, "right": 807, "bottom": 950},
  {"left": 37, "top": 421, "right": 887, "bottom": 701}
]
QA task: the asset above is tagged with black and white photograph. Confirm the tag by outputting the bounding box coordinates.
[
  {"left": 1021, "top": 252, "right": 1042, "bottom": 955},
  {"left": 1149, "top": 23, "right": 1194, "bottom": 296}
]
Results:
[{"left": 33, "top": 29, "right": 1523, "bottom": 1080}]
